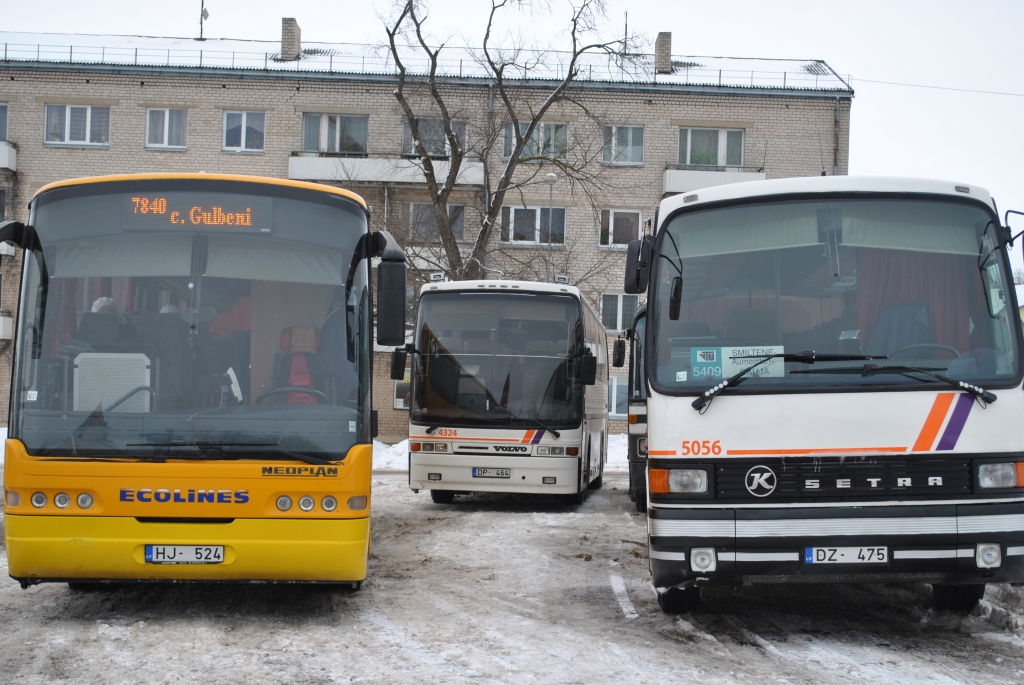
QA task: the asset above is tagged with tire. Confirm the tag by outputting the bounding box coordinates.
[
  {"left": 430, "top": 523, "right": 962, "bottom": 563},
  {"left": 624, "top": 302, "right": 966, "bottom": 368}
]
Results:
[
  {"left": 933, "top": 583, "right": 985, "bottom": 612},
  {"left": 588, "top": 473, "right": 603, "bottom": 490},
  {"left": 657, "top": 586, "right": 700, "bottom": 614},
  {"left": 635, "top": 490, "right": 647, "bottom": 513},
  {"left": 561, "top": 488, "right": 586, "bottom": 506},
  {"left": 430, "top": 489, "right": 455, "bottom": 504}
]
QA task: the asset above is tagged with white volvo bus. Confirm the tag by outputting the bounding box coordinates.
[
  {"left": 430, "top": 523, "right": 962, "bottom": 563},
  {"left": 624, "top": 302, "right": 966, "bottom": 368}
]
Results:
[
  {"left": 393, "top": 280, "right": 608, "bottom": 504},
  {"left": 624, "top": 176, "right": 1024, "bottom": 614}
]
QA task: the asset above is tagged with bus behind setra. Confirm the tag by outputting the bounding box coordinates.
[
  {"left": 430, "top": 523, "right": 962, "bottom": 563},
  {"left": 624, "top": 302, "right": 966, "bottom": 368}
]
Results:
[
  {"left": 624, "top": 176, "right": 1024, "bottom": 613},
  {"left": 2, "top": 173, "right": 406, "bottom": 588},
  {"left": 393, "top": 280, "right": 608, "bottom": 505}
]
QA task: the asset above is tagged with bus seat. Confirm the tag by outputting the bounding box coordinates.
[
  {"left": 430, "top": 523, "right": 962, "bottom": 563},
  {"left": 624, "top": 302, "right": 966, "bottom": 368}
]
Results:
[
  {"left": 864, "top": 303, "right": 934, "bottom": 357},
  {"left": 722, "top": 309, "right": 777, "bottom": 343},
  {"left": 435, "top": 337, "right": 464, "bottom": 354},
  {"left": 272, "top": 326, "right": 328, "bottom": 404},
  {"left": 135, "top": 312, "right": 190, "bottom": 409},
  {"left": 525, "top": 340, "right": 554, "bottom": 356},
  {"left": 76, "top": 312, "right": 124, "bottom": 345}
]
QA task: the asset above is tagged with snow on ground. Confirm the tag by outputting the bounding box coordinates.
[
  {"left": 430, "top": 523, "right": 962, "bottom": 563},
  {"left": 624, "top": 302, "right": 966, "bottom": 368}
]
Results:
[{"left": 373, "top": 433, "right": 630, "bottom": 473}]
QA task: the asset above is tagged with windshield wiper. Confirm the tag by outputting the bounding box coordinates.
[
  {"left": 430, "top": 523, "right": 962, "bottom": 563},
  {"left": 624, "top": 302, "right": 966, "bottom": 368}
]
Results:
[
  {"left": 691, "top": 351, "right": 887, "bottom": 411},
  {"left": 126, "top": 442, "right": 335, "bottom": 465},
  {"left": 791, "top": 363, "right": 997, "bottom": 403},
  {"left": 505, "top": 417, "right": 561, "bottom": 439}
]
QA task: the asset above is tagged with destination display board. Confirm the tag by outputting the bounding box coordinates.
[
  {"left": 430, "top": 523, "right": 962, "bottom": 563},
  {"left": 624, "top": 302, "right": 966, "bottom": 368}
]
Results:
[{"left": 123, "top": 193, "right": 273, "bottom": 233}]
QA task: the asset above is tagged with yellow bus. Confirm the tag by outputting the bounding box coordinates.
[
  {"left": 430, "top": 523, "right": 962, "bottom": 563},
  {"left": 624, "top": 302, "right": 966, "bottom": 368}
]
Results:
[{"left": 1, "top": 173, "right": 407, "bottom": 588}]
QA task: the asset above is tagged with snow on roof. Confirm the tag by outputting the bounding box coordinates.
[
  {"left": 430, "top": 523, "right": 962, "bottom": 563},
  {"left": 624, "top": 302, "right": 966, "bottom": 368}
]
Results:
[
  {"left": 658, "top": 176, "right": 995, "bottom": 225},
  {"left": 0, "top": 31, "right": 852, "bottom": 93}
]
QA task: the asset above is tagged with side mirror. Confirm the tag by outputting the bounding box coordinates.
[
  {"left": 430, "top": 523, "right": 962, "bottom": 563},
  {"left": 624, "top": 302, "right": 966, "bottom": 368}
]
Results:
[
  {"left": 624, "top": 236, "right": 652, "bottom": 294},
  {"left": 581, "top": 354, "right": 597, "bottom": 385},
  {"left": 376, "top": 260, "right": 407, "bottom": 346},
  {"left": 390, "top": 348, "right": 408, "bottom": 380},
  {"left": 669, "top": 276, "right": 683, "bottom": 320},
  {"left": 612, "top": 339, "right": 626, "bottom": 368}
]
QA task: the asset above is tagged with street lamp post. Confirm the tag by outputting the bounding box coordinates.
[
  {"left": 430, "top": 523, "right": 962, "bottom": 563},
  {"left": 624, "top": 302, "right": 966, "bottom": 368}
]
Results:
[{"left": 544, "top": 172, "right": 557, "bottom": 282}]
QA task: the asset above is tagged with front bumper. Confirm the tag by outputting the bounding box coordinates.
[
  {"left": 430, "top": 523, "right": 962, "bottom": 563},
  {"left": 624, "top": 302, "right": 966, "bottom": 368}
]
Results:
[
  {"left": 6, "top": 514, "right": 369, "bottom": 583},
  {"left": 410, "top": 453, "right": 579, "bottom": 494},
  {"left": 649, "top": 502, "right": 1024, "bottom": 588}
]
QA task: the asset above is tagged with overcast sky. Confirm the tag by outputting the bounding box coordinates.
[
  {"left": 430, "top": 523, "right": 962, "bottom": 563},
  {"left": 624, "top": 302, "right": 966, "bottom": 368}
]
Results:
[{"left": 7, "top": 0, "right": 1024, "bottom": 276}]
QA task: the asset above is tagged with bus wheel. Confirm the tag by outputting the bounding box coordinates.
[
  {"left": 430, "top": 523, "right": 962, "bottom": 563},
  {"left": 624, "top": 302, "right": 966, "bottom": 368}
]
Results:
[
  {"left": 635, "top": 491, "right": 647, "bottom": 513},
  {"left": 933, "top": 583, "right": 985, "bottom": 612},
  {"left": 430, "top": 490, "right": 455, "bottom": 504},
  {"left": 561, "top": 488, "right": 586, "bottom": 506},
  {"left": 588, "top": 473, "right": 603, "bottom": 490},
  {"left": 657, "top": 586, "right": 700, "bottom": 614}
]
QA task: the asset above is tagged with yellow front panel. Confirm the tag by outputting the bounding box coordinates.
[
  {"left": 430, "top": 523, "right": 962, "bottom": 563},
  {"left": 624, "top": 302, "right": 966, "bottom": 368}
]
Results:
[{"left": 4, "top": 440, "right": 372, "bottom": 582}]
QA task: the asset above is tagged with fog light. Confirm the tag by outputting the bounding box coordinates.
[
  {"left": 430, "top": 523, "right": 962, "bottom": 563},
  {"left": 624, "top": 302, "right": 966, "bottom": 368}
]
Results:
[
  {"left": 977, "top": 543, "right": 1002, "bottom": 569},
  {"left": 690, "top": 548, "right": 717, "bottom": 573},
  {"left": 428, "top": 473, "right": 442, "bottom": 481},
  {"left": 298, "top": 495, "right": 315, "bottom": 512},
  {"left": 31, "top": 492, "right": 47, "bottom": 508},
  {"left": 77, "top": 493, "right": 93, "bottom": 509},
  {"left": 321, "top": 495, "right": 338, "bottom": 512},
  {"left": 276, "top": 495, "right": 292, "bottom": 511},
  {"left": 6, "top": 491, "right": 21, "bottom": 507},
  {"left": 979, "top": 463, "right": 1017, "bottom": 488},
  {"left": 348, "top": 496, "right": 367, "bottom": 511},
  {"left": 551, "top": 447, "right": 564, "bottom": 455},
  {"left": 669, "top": 469, "right": 708, "bottom": 494},
  {"left": 54, "top": 492, "right": 71, "bottom": 509},
  {"left": 543, "top": 477, "right": 556, "bottom": 484},
  {"left": 536, "top": 446, "right": 550, "bottom": 455}
]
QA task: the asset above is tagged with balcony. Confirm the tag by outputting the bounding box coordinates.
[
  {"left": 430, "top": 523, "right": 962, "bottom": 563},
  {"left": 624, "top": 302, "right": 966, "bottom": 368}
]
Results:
[
  {"left": 288, "top": 153, "right": 484, "bottom": 186},
  {"left": 663, "top": 164, "right": 764, "bottom": 195},
  {"left": 0, "top": 141, "right": 16, "bottom": 172}
]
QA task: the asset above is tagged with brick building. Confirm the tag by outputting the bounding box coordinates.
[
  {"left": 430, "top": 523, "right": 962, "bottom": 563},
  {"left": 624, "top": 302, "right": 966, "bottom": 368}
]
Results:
[{"left": 0, "top": 24, "right": 852, "bottom": 441}]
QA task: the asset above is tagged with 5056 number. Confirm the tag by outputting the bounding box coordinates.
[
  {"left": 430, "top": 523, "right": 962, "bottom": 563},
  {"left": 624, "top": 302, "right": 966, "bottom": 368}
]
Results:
[{"left": 680, "top": 440, "right": 722, "bottom": 456}]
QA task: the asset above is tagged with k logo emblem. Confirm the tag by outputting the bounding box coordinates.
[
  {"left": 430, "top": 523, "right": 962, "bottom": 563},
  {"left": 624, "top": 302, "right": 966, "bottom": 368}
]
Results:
[{"left": 745, "top": 465, "right": 777, "bottom": 497}]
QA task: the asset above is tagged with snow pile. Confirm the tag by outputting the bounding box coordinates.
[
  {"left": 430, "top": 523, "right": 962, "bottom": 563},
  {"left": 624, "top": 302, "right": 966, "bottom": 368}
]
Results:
[
  {"left": 606, "top": 433, "right": 629, "bottom": 472},
  {"left": 373, "top": 439, "right": 409, "bottom": 471}
]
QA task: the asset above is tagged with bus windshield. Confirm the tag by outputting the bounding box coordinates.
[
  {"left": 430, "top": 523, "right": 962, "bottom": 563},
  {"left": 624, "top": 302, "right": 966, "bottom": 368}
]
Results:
[
  {"left": 14, "top": 180, "right": 370, "bottom": 459},
  {"left": 650, "top": 196, "right": 1020, "bottom": 394},
  {"left": 411, "top": 291, "right": 584, "bottom": 429}
]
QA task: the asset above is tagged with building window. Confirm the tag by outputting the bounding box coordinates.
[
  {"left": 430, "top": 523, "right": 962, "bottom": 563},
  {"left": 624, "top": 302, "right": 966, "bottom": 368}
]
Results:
[
  {"left": 601, "top": 293, "right": 638, "bottom": 332},
  {"left": 603, "top": 125, "right": 643, "bottom": 165},
  {"left": 402, "top": 118, "right": 467, "bottom": 157},
  {"left": 679, "top": 128, "right": 743, "bottom": 167},
  {"left": 600, "top": 210, "right": 641, "bottom": 247},
  {"left": 0, "top": 104, "right": 7, "bottom": 141},
  {"left": 146, "top": 108, "right": 187, "bottom": 149},
  {"left": 503, "top": 122, "right": 567, "bottom": 160},
  {"left": 302, "top": 113, "right": 368, "bottom": 155},
  {"left": 45, "top": 104, "right": 110, "bottom": 146},
  {"left": 223, "top": 111, "right": 265, "bottom": 152},
  {"left": 500, "top": 206, "right": 565, "bottom": 244},
  {"left": 609, "top": 376, "right": 628, "bottom": 418},
  {"left": 410, "top": 203, "right": 465, "bottom": 244}
]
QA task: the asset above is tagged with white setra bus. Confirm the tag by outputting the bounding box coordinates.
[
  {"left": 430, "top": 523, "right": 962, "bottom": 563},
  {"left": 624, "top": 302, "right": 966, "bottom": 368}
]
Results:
[
  {"left": 624, "top": 176, "right": 1024, "bottom": 614},
  {"left": 392, "top": 280, "right": 608, "bottom": 505}
]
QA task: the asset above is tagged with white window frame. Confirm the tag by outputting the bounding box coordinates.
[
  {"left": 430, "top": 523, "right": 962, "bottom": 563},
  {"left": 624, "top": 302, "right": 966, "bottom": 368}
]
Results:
[
  {"left": 600, "top": 209, "right": 643, "bottom": 248},
  {"left": 409, "top": 203, "right": 466, "bottom": 244},
  {"left": 601, "top": 293, "right": 638, "bottom": 333},
  {"left": 44, "top": 104, "right": 110, "bottom": 147},
  {"left": 500, "top": 206, "right": 566, "bottom": 245},
  {"left": 609, "top": 376, "right": 629, "bottom": 418},
  {"left": 503, "top": 122, "right": 568, "bottom": 161},
  {"left": 145, "top": 108, "right": 188, "bottom": 150},
  {"left": 603, "top": 125, "right": 644, "bottom": 166},
  {"left": 678, "top": 128, "right": 744, "bottom": 167},
  {"left": 302, "top": 113, "right": 368, "bottom": 155},
  {"left": 222, "top": 111, "right": 265, "bottom": 152}
]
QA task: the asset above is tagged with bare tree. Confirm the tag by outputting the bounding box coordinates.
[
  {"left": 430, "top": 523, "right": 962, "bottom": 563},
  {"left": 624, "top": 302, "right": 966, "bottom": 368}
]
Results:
[
  {"left": 385, "top": 0, "right": 642, "bottom": 281},
  {"left": 1014, "top": 267, "right": 1024, "bottom": 286}
]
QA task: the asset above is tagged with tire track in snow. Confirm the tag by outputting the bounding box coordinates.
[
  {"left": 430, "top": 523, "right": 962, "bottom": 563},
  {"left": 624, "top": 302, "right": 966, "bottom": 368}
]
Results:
[{"left": 610, "top": 574, "right": 638, "bottom": 619}]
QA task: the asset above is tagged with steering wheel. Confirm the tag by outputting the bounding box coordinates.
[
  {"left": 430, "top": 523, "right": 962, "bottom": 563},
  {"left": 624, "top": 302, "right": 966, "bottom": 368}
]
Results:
[
  {"left": 890, "top": 343, "right": 961, "bottom": 360},
  {"left": 255, "top": 387, "right": 329, "bottom": 404}
]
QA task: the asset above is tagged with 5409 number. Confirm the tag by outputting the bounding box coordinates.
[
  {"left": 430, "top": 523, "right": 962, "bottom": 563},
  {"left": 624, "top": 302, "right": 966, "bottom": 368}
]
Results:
[{"left": 680, "top": 440, "right": 722, "bottom": 456}]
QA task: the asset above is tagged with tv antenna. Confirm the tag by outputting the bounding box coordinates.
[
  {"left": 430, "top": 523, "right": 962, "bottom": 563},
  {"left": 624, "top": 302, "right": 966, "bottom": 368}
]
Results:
[{"left": 198, "top": 1, "right": 210, "bottom": 41}]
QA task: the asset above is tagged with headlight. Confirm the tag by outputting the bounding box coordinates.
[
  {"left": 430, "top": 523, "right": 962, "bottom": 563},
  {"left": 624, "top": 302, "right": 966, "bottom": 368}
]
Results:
[
  {"left": 536, "top": 446, "right": 550, "bottom": 455},
  {"left": 298, "top": 495, "right": 315, "bottom": 512},
  {"left": 669, "top": 469, "right": 708, "bottom": 494},
  {"left": 276, "top": 495, "right": 293, "bottom": 511},
  {"left": 690, "top": 548, "right": 717, "bottom": 573},
  {"left": 321, "top": 496, "right": 338, "bottom": 512},
  {"left": 54, "top": 493, "right": 71, "bottom": 509},
  {"left": 31, "top": 492, "right": 47, "bottom": 508},
  {"left": 77, "top": 493, "right": 93, "bottom": 509},
  {"left": 979, "top": 463, "right": 1017, "bottom": 488},
  {"left": 977, "top": 543, "right": 1002, "bottom": 569}
]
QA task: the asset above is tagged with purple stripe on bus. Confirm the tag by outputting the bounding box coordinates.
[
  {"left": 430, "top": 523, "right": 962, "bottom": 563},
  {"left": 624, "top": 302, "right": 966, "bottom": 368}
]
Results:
[
  {"left": 936, "top": 393, "right": 974, "bottom": 451},
  {"left": 532, "top": 430, "right": 545, "bottom": 444}
]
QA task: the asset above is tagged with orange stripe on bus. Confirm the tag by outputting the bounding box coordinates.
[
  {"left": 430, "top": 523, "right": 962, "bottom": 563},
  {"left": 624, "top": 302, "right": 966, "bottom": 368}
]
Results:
[
  {"left": 911, "top": 392, "right": 956, "bottom": 452},
  {"left": 726, "top": 447, "right": 908, "bottom": 455},
  {"left": 648, "top": 450, "right": 677, "bottom": 456},
  {"left": 409, "top": 435, "right": 522, "bottom": 442},
  {"left": 521, "top": 430, "right": 536, "bottom": 444}
]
